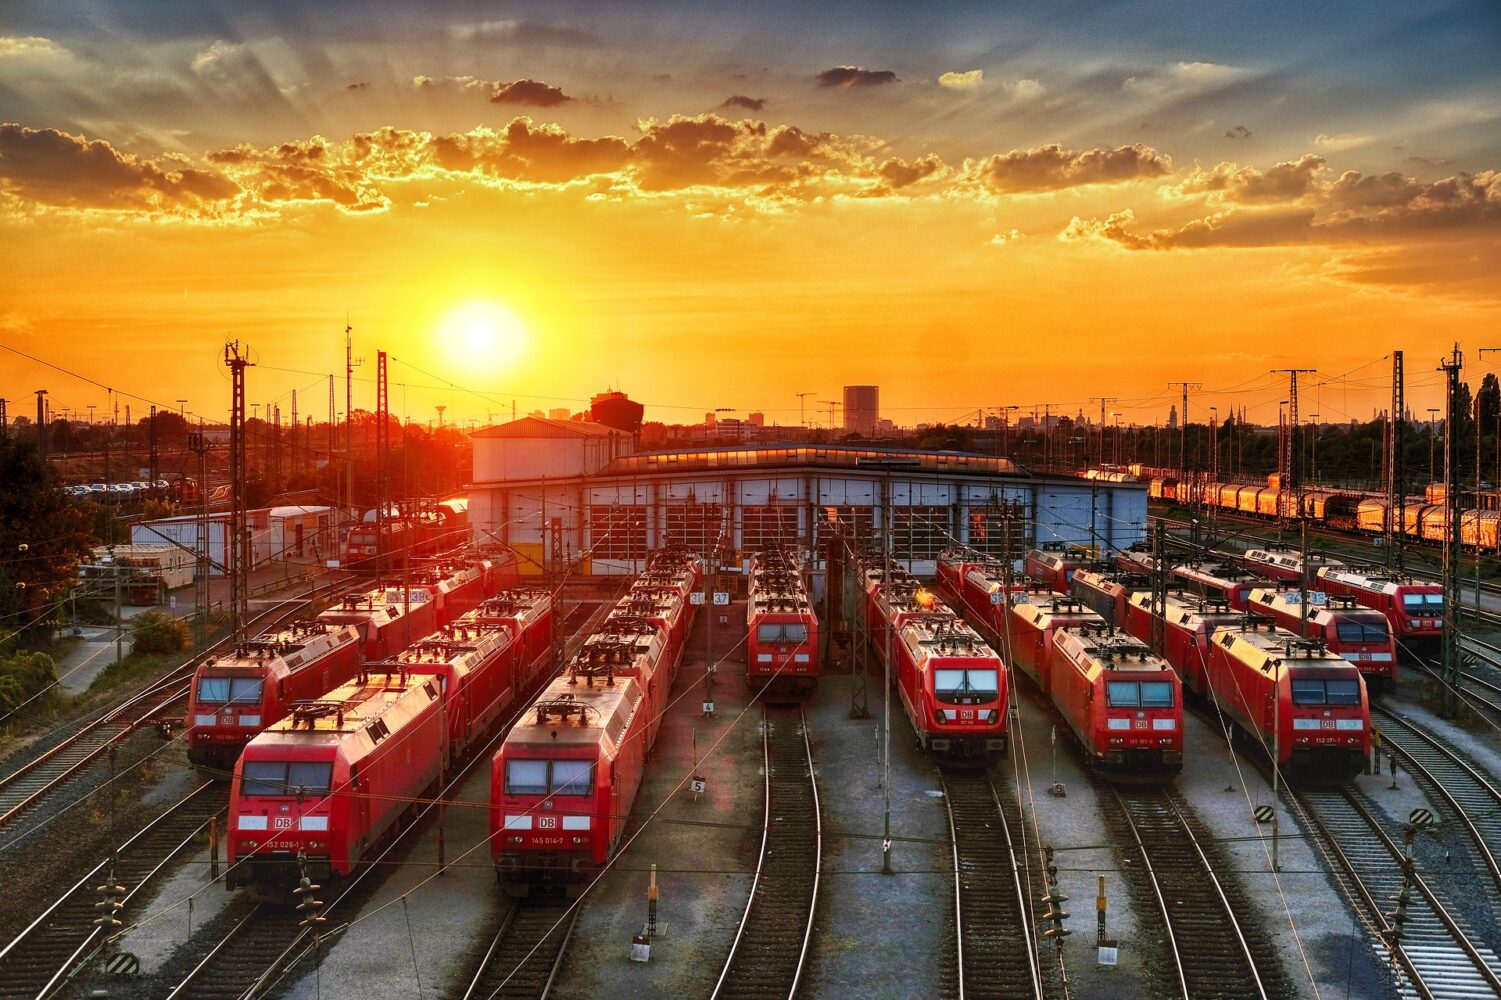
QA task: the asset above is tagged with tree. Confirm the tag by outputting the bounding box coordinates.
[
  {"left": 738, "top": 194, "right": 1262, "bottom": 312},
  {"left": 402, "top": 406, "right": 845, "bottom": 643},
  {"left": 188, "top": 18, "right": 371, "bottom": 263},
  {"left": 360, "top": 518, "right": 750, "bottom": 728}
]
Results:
[
  {"left": 0, "top": 436, "right": 96, "bottom": 647},
  {"left": 131, "top": 610, "right": 190, "bottom": 655}
]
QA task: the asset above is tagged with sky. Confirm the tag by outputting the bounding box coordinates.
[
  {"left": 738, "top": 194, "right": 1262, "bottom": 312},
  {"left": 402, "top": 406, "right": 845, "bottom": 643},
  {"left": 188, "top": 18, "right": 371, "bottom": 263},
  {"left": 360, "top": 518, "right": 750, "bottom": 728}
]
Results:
[{"left": 1, "top": 0, "right": 1499, "bottom": 431}]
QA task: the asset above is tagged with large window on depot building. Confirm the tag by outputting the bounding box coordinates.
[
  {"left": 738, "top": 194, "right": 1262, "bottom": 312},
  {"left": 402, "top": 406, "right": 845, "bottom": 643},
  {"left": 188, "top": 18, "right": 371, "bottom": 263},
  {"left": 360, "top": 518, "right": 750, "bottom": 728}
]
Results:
[{"left": 589, "top": 505, "right": 647, "bottom": 560}]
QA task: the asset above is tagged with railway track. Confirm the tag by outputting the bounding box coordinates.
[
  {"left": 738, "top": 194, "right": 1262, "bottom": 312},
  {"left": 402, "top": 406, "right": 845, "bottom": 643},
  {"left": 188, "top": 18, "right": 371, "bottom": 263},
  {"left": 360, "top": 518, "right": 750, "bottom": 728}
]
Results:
[
  {"left": 711, "top": 704, "right": 821, "bottom": 1000},
  {"left": 461, "top": 903, "right": 579, "bottom": 1000},
  {"left": 1373, "top": 708, "right": 1501, "bottom": 899},
  {"left": 171, "top": 582, "right": 625, "bottom": 1000},
  {"left": 0, "top": 584, "right": 351, "bottom": 845},
  {"left": 940, "top": 770, "right": 1044, "bottom": 1000},
  {"left": 1105, "top": 786, "right": 1279, "bottom": 1000},
  {"left": 1291, "top": 787, "right": 1501, "bottom": 999},
  {"left": 0, "top": 781, "right": 227, "bottom": 1000}
]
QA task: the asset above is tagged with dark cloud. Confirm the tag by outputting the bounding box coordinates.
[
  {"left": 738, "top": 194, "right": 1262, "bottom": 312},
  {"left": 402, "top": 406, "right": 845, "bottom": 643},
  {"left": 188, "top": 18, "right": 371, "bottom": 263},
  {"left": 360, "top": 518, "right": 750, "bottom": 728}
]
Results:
[
  {"left": 967, "top": 143, "right": 1171, "bottom": 193},
  {"left": 877, "top": 155, "right": 941, "bottom": 190},
  {"left": 430, "top": 118, "right": 630, "bottom": 184},
  {"left": 816, "top": 66, "right": 898, "bottom": 89},
  {"left": 720, "top": 95, "right": 767, "bottom": 112},
  {"left": 1224, "top": 125, "right": 1252, "bottom": 140},
  {"left": 489, "top": 79, "right": 572, "bottom": 107},
  {"left": 346, "top": 81, "right": 371, "bottom": 91},
  {"left": 0, "top": 123, "right": 238, "bottom": 210}
]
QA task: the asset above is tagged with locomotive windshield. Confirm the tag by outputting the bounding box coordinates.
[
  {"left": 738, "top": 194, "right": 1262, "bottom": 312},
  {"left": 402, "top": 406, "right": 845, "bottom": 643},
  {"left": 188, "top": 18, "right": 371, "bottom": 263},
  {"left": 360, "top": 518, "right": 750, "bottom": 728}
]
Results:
[
  {"left": 196, "top": 677, "right": 264, "bottom": 704},
  {"left": 934, "top": 669, "right": 999, "bottom": 704},
  {"left": 1291, "top": 678, "right": 1363, "bottom": 706},
  {"left": 756, "top": 623, "right": 810, "bottom": 645},
  {"left": 241, "top": 760, "right": 333, "bottom": 796},
  {"left": 1335, "top": 620, "right": 1389, "bottom": 644},
  {"left": 1402, "top": 593, "right": 1443, "bottom": 610},
  {"left": 504, "top": 758, "right": 595, "bottom": 796},
  {"left": 1106, "top": 681, "right": 1174, "bottom": 708}
]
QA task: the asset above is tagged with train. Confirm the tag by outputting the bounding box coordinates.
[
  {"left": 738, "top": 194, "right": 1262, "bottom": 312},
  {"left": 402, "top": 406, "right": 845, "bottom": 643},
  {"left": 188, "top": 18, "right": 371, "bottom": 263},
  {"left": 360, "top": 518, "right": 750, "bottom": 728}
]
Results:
[
  {"left": 1049, "top": 623, "right": 1183, "bottom": 779},
  {"left": 226, "top": 592, "right": 557, "bottom": 896},
  {"left": 1124, "top": 590, "right": 1241, "bottom": 698},
  {"left": 746, "top": 548, "right": 820, "bottom": 697},
  {"left": 491, "top": 559, "right": 693, "bottom": 895},
  {"left": 1006, "top": 592, "right": 1103, "bottom": 694},
  {"left": 1139, "top": 468, "right": 1501, "bottom": 553},
  {"left": 1204, "top": 619, "right": 1371, "bottom": 783},
  {"left": 1242, "top": 547, "right": 1345, "bottom": 585},
  {"left": 340, "top": 497, "right": 471, "bottom": 572},
  {"left": 937, "top": 549, "right": 1031, "bottom": 636},
  {"left": 1071, "top": 567, "right": 1150, "bottom": 626},
  {"left": 862, "top": 557, "right": 1010, "bottom": 764},
  {"left": 185, "top": 621, "right": 364, "bottom": 776},
  {"left": 1025, "top": 543, "right": 1087, "bottom": 593},
  {"left": 1245, "top": 588, "right": 1398, "bottom": 688},
  {"left": 1170, "top": 561, "right": 1263, "bottom": 611},
  {"left": 1315, "top": 567, "right": 1444, "bottom": 644}
]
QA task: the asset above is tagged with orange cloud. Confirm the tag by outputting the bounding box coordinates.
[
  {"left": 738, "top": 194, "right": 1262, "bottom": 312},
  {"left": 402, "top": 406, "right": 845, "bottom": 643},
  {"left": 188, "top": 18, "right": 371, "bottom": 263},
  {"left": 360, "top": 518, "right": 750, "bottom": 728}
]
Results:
[{"left": 0, "top": 123, "right": 238, "bottom": 210}]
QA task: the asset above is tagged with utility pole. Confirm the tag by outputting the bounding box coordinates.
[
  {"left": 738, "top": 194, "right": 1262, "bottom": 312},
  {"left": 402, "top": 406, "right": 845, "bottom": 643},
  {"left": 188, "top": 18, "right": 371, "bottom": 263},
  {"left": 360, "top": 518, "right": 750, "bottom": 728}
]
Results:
[
  {"left": 190, "top": 425, "right": 211, "bottom": 648},
  {"left": 1272, "top": 370, "right": 1316, "bottom": 485},
  {"left": 1387, "top": 352, "right": 1404, "bottom": 570},
  {"left": 290, "top": 389, "right": 299, "bottom": 480},
  {"left": 376, "top": 351, "right": 390, "bottom": 579},
  {"left": 1439, "top": 345, "right": 1463, "bottom": 717},
  {"left": 225, "top": 341, "right": 254, "bottom": 643},
  {"left": 148, "top": 405, "right": 159, "bottom": 489},
  {"left": 1091, "top": 397, "right": 1116, "bottom": 466},
  {"left": 1167, "top": 382, "right": 1201, "bottom": 479},
  {"left": 0, "top": 398, "right": 7, "bottom": 439},
  {"left": 346, "top": 322, "right": 363, "bottom": 534},
  {"left": 34, "top": 389, "right": 47, "bottom": 460}
]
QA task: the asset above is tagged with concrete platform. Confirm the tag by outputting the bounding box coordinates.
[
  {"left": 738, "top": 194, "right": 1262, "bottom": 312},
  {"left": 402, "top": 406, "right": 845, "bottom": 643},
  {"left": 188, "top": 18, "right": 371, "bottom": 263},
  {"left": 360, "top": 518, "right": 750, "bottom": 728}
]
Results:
[
  {"left": 803, "top": 672, "right": 949, "bottom": 1000},
  {"left": 1179, "top": 709, "right": 1394, "bottom": 1000},
  {"left": 552, "top": 600, "right": 761, "bottom": 999}
]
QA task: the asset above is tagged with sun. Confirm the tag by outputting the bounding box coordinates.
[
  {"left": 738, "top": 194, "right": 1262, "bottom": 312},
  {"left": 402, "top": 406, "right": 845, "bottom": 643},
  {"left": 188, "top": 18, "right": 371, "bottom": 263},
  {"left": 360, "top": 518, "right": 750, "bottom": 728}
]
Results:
[{"left": 437, "top": 301, "right": 528, "bottom": 373}]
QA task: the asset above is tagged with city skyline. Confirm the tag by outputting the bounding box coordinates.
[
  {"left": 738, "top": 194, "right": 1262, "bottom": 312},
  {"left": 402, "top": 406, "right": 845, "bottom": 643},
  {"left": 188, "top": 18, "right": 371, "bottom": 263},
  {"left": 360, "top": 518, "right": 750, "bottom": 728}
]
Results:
[{"left": 1, "top": 2, "right": 1498, "bottom": 425}]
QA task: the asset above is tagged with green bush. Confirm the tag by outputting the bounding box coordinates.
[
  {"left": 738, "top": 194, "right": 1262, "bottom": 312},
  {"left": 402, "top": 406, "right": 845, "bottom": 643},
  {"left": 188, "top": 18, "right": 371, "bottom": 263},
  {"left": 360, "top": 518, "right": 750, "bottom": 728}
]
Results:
[
  {"left": 0, "top": 651, "right": 58, "bottom": 713},
  {"left": 131, "top": 610, "right": 190, "bottom": 655}
]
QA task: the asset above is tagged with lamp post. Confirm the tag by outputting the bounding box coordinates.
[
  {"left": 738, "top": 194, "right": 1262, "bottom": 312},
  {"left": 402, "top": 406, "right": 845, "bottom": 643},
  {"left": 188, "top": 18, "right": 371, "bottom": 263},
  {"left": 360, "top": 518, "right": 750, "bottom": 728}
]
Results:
[
  {"left": 1428, "top": 407, "right": 1442, "bottom": 484},
  {"left": 1210, "top": 406, "right": 1219, "bottom": 481}
]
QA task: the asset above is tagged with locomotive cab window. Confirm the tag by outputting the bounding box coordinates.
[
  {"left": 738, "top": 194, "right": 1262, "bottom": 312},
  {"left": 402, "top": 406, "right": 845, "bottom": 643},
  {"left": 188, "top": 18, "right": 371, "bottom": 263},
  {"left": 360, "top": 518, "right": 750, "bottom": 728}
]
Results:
[
  {"left": 756, "top": 623, "right": 810, "bottom": 644},
  {"left": 1335, "top": 620, "right": 1389, "bottom": 644},
  {"left": 934, "top": 669, "right": 999, "bottom": 704},
  {"left": 1106, "top": 681, "right": 1174, "bottom": 708},
  {"left": 1291, "top": 678, "right": 1361, "bottom": 706},
  {"left": 197, "top": 677, "right": 264, "bottom": 704},
  {"left": 1402, "top": 594, "right": 1443, "bottom": 611},
  {"left": 504, "top": 758, "right": 594, "bottom": 796},
  {"left": 241, "top": 760, "right": 333, "bottom": 796}
]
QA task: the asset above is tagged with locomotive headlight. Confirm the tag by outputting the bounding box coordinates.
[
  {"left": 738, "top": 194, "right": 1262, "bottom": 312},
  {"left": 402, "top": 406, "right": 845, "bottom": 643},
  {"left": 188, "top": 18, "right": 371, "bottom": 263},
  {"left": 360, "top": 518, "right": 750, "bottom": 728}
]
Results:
[
  {"left": 572, "top": 836, "right": 586, "bottom": 844},
  {"left": 508, "top": 835, "right": 524, "bottom": 844},
  {"left": 985, "top": 710, "right": 999, "bottom": 724}
]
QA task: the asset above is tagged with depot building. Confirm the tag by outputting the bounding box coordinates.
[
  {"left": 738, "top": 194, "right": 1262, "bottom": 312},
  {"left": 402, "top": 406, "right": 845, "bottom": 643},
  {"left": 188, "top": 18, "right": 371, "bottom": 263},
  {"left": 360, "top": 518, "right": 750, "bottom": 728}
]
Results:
[{"left": 467, "top": 417, "right": 1146, "bottom": 588}]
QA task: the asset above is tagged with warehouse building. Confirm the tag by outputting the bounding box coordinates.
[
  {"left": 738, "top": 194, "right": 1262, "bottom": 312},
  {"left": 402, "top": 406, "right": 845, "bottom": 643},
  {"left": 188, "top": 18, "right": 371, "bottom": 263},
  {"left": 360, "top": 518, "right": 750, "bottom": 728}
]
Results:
[{"left": 468, "top": 417, "right": 1146, "bottom": 588}]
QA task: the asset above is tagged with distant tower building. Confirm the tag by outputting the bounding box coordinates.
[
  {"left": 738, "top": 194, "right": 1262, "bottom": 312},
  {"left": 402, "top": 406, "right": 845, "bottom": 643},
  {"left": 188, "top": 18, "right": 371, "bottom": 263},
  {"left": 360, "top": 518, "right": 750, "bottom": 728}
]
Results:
[
  {"left": 748, "top": 412, "right": 765, "bottom": 428},
  {"left": 589, "top": 390, "right": 644, "bottom": 433},
  {"left": 1167, "top": 404, "right": 1178, "bottom": 429},
  {"left": 843, "top": 385, "right": 879, "bottom": 435},
  {"left": 548, "top": 407, "right": 571, "bottom": 420}
]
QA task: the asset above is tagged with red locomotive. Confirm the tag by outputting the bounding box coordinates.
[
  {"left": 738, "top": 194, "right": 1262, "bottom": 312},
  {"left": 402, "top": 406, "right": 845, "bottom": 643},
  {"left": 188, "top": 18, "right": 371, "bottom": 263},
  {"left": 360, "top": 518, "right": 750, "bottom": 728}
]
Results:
[
  {"left": 892, "top": 613, "right": 1009, "bottom": 762},
  {"left": 406, "top": 558, "right": 498, "bottom": 625},
  {"left": 1071, "top": 567, "right": 1150, "bottom": 626},
  {"left": 369, "top": 622, "right": 518, "bottom": 768},
  {"left": 1124, "top": 590, "right": 1241, "bottom": 697},
  {"left": 1115, "top": 544, "right": 1157, "bottom": 575},
  {"left": 492, "top": 598, "right": 682, "bottom": 894},
  {"left": 1049, "top": 624, "right": 1183, "bottom": 778},
  {"left": 1242, "top": 547, "right": 1344, "bottom": 584},
  {"left": 1246, "top": 588, "right": 1397, "bottom": 689},
  {"left": 339, "top": 498, "right": 471, "bottom": 572},
  {"left": 1026, "top": 543, "right": 1086, "bottom": 593},
  {"left": 1206, "top": 621, "right": 1370, "bottom": 783},
  {"left": 468, "top": 588, "right": 557, "bottom": 677},
  {"left": 1006, "top": 593, "right": 1103, "bottom": 694},
  {"left": 936, "top": 547, "right": 982, "bottom": 595},
  {"left": 746, "top": 548, "right": 819, "bottom": 696},
  {"left": 186, "top": 620, "right": 363, "bottom": 777},
  {"left": 1315, "top": 568, "right": 1443, "bottom": 643},
  {"left": 316, "top": 582, "right": 440, "bottom": 661},
  {"left": 950, "top": 560, "right": 1031, "bottom": 637},
  {"left": 228, "top": 668, "right": 445, "bottom": 894},
  {"left": 1171, "top": 561, "right": 1264, "bottom": 611}
]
